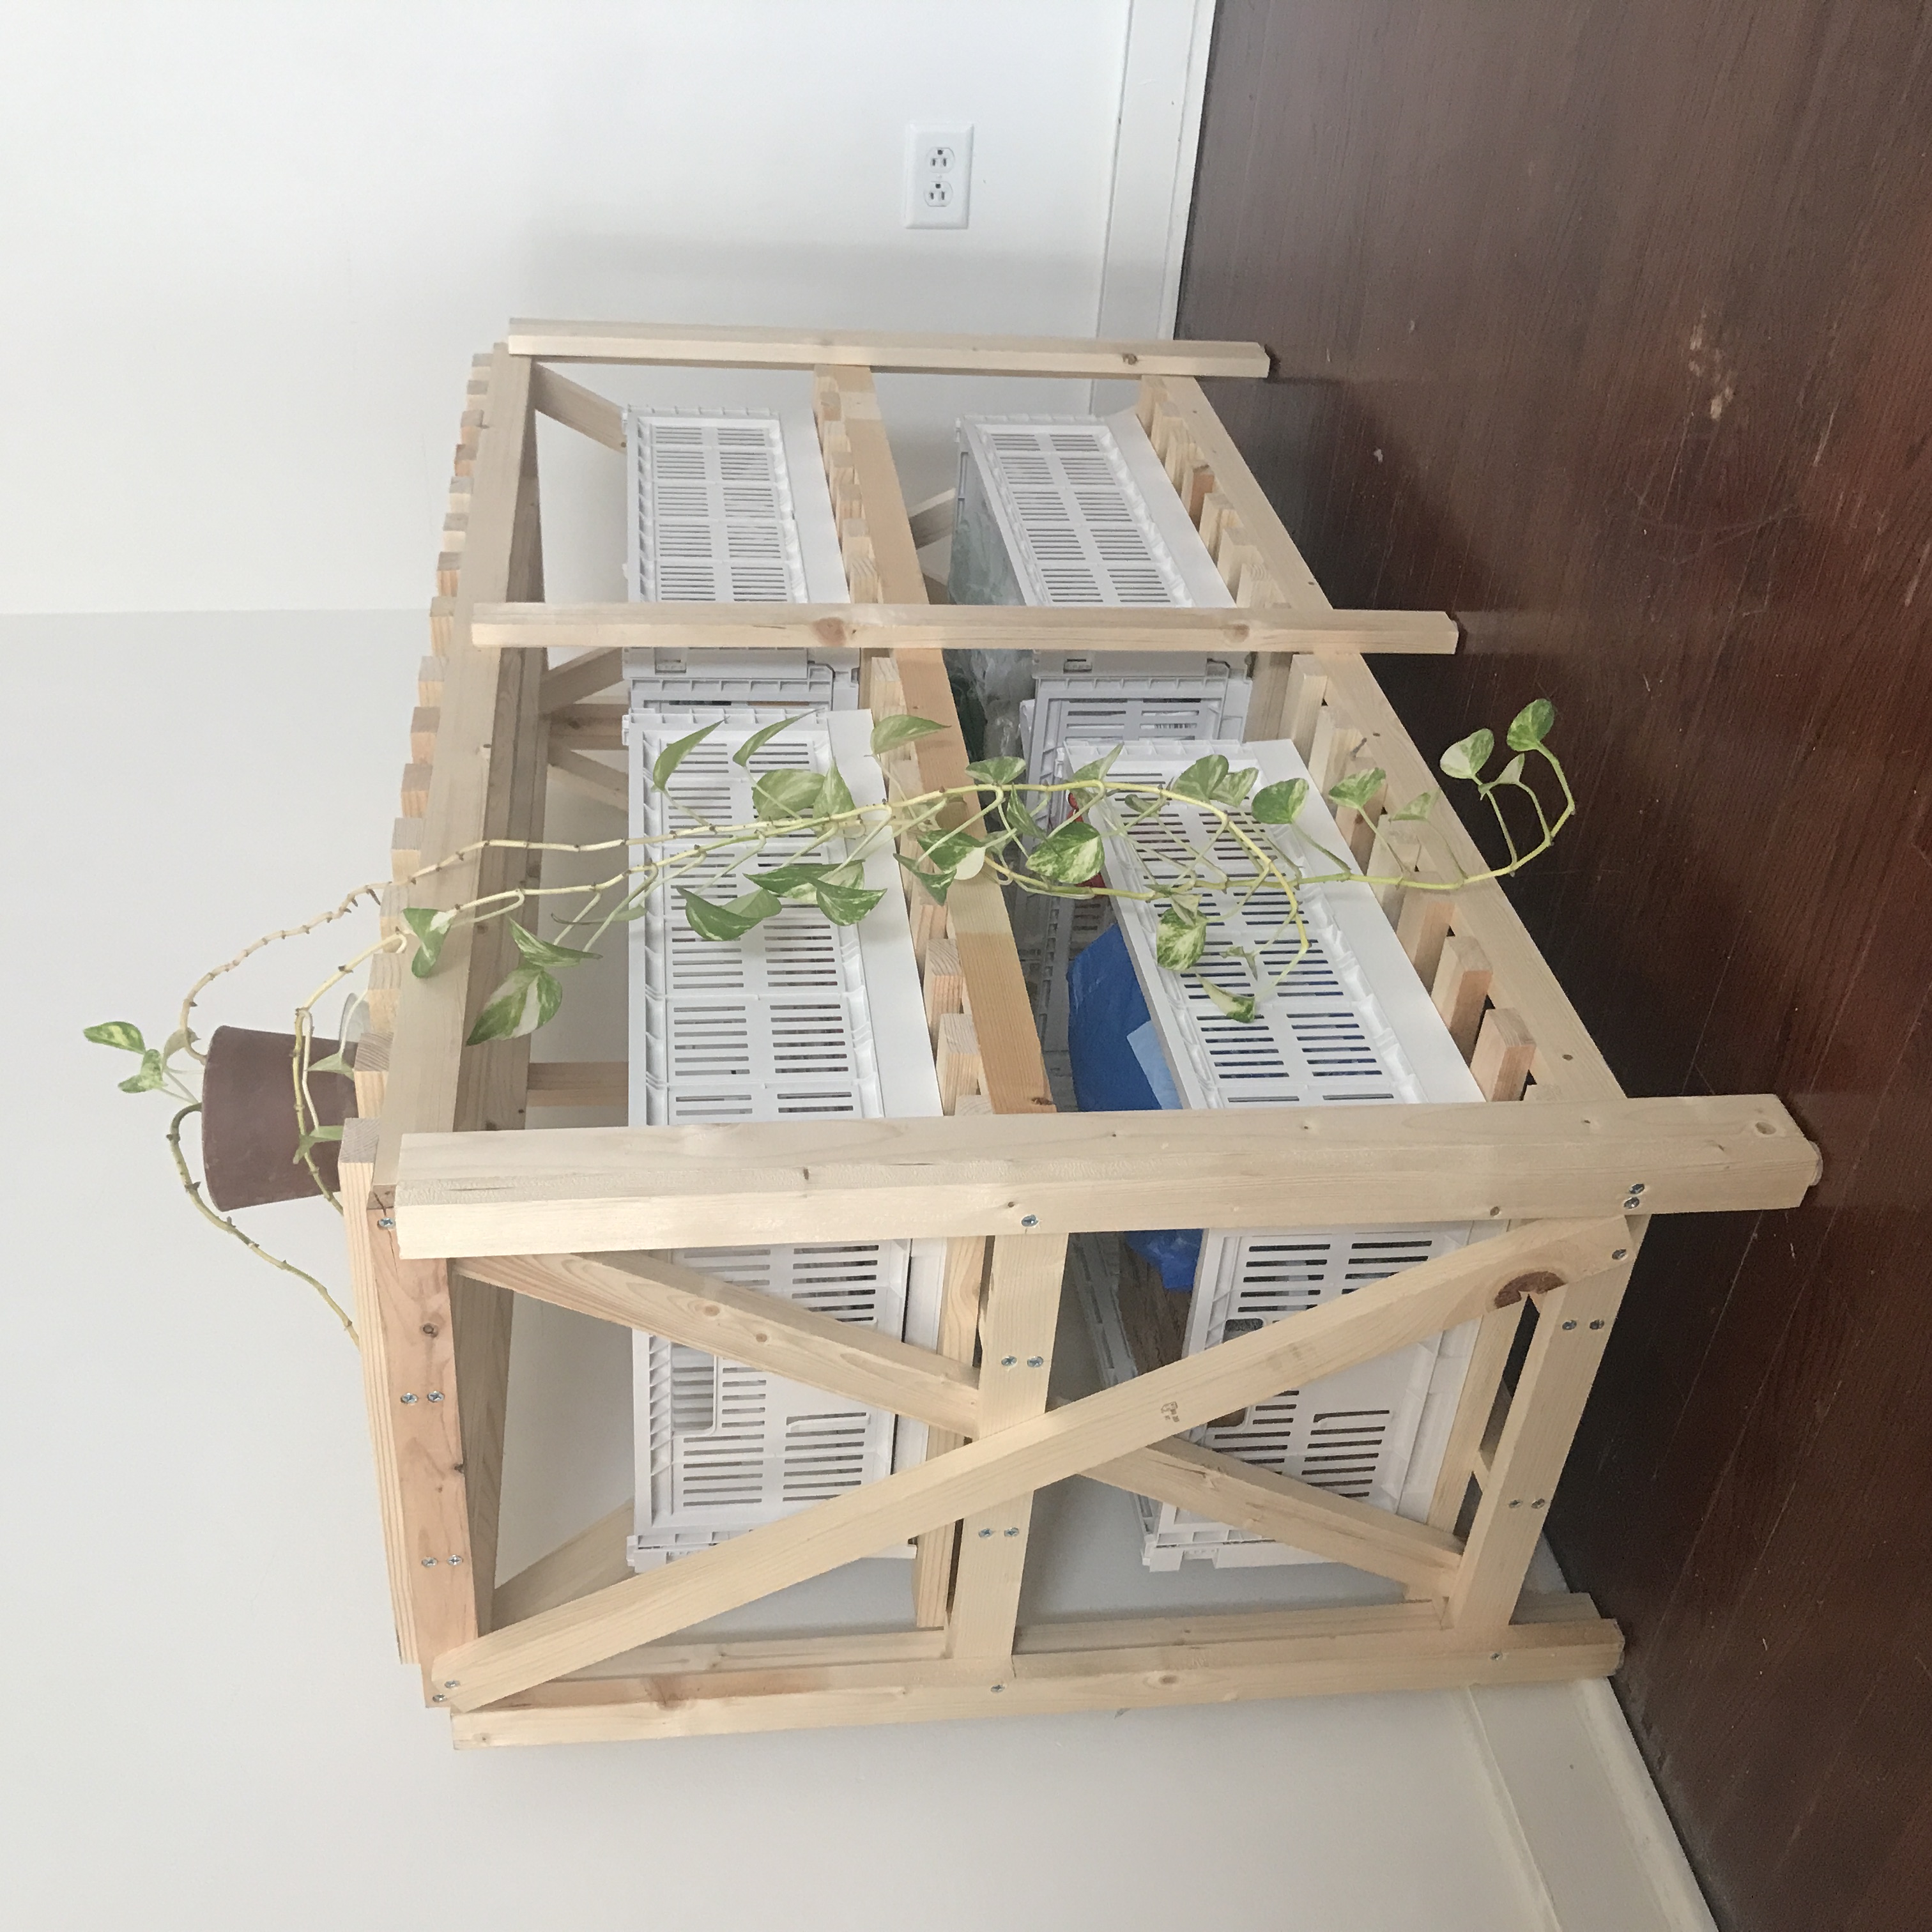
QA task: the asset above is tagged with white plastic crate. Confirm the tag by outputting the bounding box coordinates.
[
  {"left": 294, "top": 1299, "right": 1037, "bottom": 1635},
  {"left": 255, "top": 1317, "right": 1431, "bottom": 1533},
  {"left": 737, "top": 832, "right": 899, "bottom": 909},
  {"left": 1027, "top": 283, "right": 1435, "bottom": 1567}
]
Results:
[
  {"left": 625, "top": 709, "right": 943, "bottom": 1568},
  {"left": 947, "top": 409, "right": 1250, "bottom": 801},
  {"left": 1062, "top": 734, "right": 1491, "bottom": 1569},
  {"left": 624, "top": 406, "right": 855, "bottom": 716}
]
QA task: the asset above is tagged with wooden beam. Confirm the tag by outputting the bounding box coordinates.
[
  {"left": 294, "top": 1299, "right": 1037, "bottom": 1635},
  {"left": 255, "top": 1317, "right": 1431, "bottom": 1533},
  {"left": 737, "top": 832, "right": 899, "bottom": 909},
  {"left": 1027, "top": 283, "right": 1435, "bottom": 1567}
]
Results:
[
  {"left": 1447, "top": 1258, "right": 1636, "bottom": 1626},
  {"left": 1093, "top": 1439, "right": 1463, "bottom": 1591},
  {"left": 907, "top": 487, "right": 956, "bottom": 548},
  {"left": 427, "top": 1220, "right": 1627, "bottom": 1705},
  {"left": 472, "top": 601, "right": 1458, "bottom": 657},
  {"left": 528, "top": 362, "right": 625, "bottom": 451},
  {"left": 544, "top": 702, "right": 626, "bottom": 752},
  {"left": 910, "top": 1236, "right": 986, "bottom": 1628},
  {"left": 394, "top": 1096, "right": 1818, "bottom": 1259},
  {"left": 539, "top": 647, "right": 625, "bottom": 713},
  {"left": 1427, "top": 1303, "right": 1524, "bottom": 1530},
  {"left": 526, "top": 1061, "right": 627, "bottom": 1108},
  {"left": 815, "top": 366, "right": 925, "bottom": 602},
  {"left": 948, "top": 1234, "right": 1069, "bottom": 1660},
  {"left": 546, "top": 743, "right": 627, "bottom": 809},
  {"left": 510, "top": 319, "right": 1270, "bottom": 380},
  {"left": 493, "top": 1503, "right": 632, "bottom": 1626},
  {"left": 450, "top": 1606, "right": 1620, "bottom": 1745},
  {"left": 455, "top": 1250, "right": 982, "bottom": 1439}
]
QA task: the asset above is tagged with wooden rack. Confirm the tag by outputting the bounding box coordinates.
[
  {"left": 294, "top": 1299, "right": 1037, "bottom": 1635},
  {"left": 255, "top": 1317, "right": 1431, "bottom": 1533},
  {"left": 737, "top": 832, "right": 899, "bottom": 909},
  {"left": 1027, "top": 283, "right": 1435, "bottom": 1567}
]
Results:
[{"left": 340, "top": 322, "right": 1818, "bottom": 1747}]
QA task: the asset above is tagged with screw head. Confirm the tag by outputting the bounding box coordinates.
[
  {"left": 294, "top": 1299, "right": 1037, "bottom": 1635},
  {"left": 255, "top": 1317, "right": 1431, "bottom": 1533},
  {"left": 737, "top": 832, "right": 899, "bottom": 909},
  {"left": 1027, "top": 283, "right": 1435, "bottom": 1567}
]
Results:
[
  {"left": 977, "top": 1527, "right": 993, "bottom": 1538},
  {"left": 1025, "top": 1355, "right": 1044, "bottom": 1368},
  {"left": 1589, "top": 1319, "right": 1606, "bottom": 1330},
  {"left": 377, "top": 1217, "right": 395, "bottom": 1229},
  {"left": 1531, "top": 1498, "right": 1547, "bottom": 1510},
  {"left": 1000, "top": 1355, "right": 1018, "bottom": 1367},
  {"left": 444, "top": 1680, "right": 459, "bottom": 1689},
  {"left": 1561, "top": 1320, "right": 1577, "bottom": 1331},
  {"left": 1490, "top": 1652, "right": 1503, "bottom": 1662},
  {"left": 433, "top": 1694, "right": 446, "bottom": 1703},
  {"left": 449, "top": 1554, "right": 463, "bottom": 1565},
  {"left": 421, "top": 1556, "right": 437, "bottom": 1567},
  {"left": 1629, "top": 1181, "right": 1646, "bottom": 1193},
  {"left": 1020, "top": 1215, "right": 1039, "bottom": 1229},
  {"left": 400, "top": 1393, "right": 418, "bottom": 1405},
  {"left": 1004, "top": 1526, "right": 1020, "bottom": 1538},
  {"left": 1508, "top": 1499, "right": 1522, "bottom": 1509},
  {"left": 426, "top": 1390, "right": 444, "bottom": 1403},
  {"left": 990, "top": 1683, "right": 1006, "bottom": 1693},
  {"left": 1612, "top": 1248, "right": 1628, "bottom": 1261}
]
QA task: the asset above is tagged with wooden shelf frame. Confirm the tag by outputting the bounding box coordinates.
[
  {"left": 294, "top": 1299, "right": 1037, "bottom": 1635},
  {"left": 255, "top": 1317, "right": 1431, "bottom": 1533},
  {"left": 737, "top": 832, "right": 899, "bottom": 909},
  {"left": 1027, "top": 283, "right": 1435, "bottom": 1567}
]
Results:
[{"left": 344, "top": 322, "right": 1820, "bottom": 1744}]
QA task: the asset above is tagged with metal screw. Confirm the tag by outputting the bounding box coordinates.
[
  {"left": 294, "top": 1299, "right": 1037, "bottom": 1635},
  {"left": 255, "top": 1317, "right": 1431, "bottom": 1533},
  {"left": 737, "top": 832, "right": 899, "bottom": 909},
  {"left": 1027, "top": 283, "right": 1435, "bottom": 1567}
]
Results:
[
  {"left": 1531, "top": 1498, "right": 1547, "bottom": 1510},
  {"left": 433, "top": 1694, "right": 447, "bottom": 1703},
  {"left": 426, "top": 1390, "right": 444, "bottom": 1403},
  {"left": 990, "top": 1683, "right": 1006, "bottom": 1693},
  {"left": 1000, "top": 1355, "right": 1018, "bottom": 1367},
  {"left": 1561, "top": 1320, "right": 1577, "bottom": 1331},
  {"left": 1020, "top": 1215, "right": 1039, "bottom": 1228},
  {"left": 1508, "top": 1499, "right": 1522, "bottom": 1509},
  {"left": 1629, "top": 1182, "right": 1646, "bottom": 1193},
  {"left": 1026, "top": 1355, "right": 1043, "bottom": 1368},
  {"left": 977, "top": 1527, "right": 993, "bottom": 1538},
  {"left": 444, "top": 1680, "right": 459, "bottom": 1689},
  {"left": 378, "top": 1218, "right": 395, "bottom": 1229},
  {"left": 400, "top": 1393, "right": 418, "bottom": 1405},
  {"left": 449, "top": 1554, "right": 463, "bottom": 1565},
  {"left": 1612, "top": 1248, "right": 1628, "bottom": 1260},
  {"left": 421, "top": 1557, "right": 437, "bottom": 1567},
  {"left": 1004, "top": 1526, "right": 1020, "bottom": 1538},
  {"left": 1490, "top": 1652, "right": 1503, "bottom": 1662},
  {"left": 1623, "top": 1198, "right": 1641, "bottom": 1211},
  {"left": 1589, "top": 1319, "right": 1605, "bottom": 1330}
]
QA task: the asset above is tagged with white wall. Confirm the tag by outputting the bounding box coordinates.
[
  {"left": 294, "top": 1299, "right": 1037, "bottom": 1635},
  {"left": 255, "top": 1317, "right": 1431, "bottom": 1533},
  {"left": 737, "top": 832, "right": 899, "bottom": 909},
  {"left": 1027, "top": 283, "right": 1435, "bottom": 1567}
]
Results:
[{"left": 0, "top": 0, "right": 1146, "bottom": 613}]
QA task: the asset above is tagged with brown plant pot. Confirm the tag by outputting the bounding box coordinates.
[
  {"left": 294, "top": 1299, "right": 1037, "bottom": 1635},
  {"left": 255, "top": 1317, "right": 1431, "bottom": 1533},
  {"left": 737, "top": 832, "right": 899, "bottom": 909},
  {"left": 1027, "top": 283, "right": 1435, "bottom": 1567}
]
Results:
[{"left": 201, "top": 1025, "right": 356, "bottom": 1211}]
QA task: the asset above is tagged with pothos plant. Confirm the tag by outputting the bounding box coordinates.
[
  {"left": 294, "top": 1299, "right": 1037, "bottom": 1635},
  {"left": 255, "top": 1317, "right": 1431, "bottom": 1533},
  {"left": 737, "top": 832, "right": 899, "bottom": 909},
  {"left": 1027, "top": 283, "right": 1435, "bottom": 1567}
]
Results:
[{"left": 86, "top": 698, "right": 1570, "bottom": 1342}]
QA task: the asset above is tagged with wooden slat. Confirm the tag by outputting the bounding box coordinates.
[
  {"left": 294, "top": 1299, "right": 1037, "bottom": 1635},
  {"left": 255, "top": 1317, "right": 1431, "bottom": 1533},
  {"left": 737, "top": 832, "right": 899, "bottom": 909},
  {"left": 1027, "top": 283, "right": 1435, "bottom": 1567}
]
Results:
[
  {"left": 394, "top": 1096, "right": 1817, "bottom": 1259},
  {"left": 948, "top": 1234, "right": 1068, "bottom": 1660},
  {"left": 539, "top": 647, "right": 625, "bottom": 713},
  {"left": 493, "top": 1502, "right": 632, "bottom": 1626},
  {"left": 815, "top": 366, "right": 924, "bottom": 602},
  {"left": 1315, "top": 649, "right": 1625, "bottom": 1101},
  {"left": 910, "top": 1236, "right": 987, "bottom": 1628},
  {"left": 471, "top": 601, "right": 1457, "bottom": 656},
  {"left": 456, "top": 1250, "right": 981, "bottom": 1438},
  {"left": 1094, "top": 1439, "right": 1464, "bottom": 1590},
  {"left": 509, "top": 319, "right": 1270, "bottom": 379},
  {"left": 544, "top": 702, "right": 626, "bottom": 752},
  {"left": 449, "top": 1606, "right": 1621, "bottom": 1746},
  {"left": 906, "top": 487, "right": 957, "bottom": 548},
  {"left": 1432, "top": 930, "right": 1494, "bottom": 1060},
  {"left": 547, "top": 743, "right": 627, "bottom": 809},
  {"left": 528, "top": 362, "right": 625, "bottom": 450},
  {"left": 427, "top": 1220, "right": 1627, "bottom": 1705},
  {"left": 1447, "top": 1259, "right": 1637, "bottom": 1627},
  {"left": 1471, "top": 1008, "right": 1537, "bottom": 1103},
  {"left": 526, "top": 1060, "right": 627, "bottom": 1108},
  {"left": 1427, "top": 1303, "right": 1524, "bottom": 1530}
]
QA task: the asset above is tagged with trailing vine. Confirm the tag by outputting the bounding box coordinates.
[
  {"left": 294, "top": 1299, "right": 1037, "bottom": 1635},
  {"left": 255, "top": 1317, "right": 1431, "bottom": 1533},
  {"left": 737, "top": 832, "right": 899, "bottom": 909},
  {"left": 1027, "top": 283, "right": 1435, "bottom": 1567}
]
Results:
[{"left": 86, "top": 699, "right": 1569, "bottom": 1338}]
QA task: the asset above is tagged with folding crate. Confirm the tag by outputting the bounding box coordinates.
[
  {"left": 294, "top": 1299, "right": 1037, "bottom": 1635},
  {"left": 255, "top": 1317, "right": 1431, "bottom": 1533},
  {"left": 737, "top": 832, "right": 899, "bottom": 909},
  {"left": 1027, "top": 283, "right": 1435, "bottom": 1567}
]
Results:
[
  {"left": 1061, "top": 735, "right": 1491, "bottom": 1567},
  {"left": 625, "top": 709, "right": 945, "bottom": 1567},
  {"left": 624, "top": 406, "right": 857, "bottom": 712}
]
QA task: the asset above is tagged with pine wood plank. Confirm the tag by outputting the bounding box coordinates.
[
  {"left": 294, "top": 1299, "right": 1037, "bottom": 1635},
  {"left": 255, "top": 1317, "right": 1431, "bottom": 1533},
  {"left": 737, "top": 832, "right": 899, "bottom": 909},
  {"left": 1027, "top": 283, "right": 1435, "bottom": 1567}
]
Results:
[
  {"left": 508, "top": 319, "right": 1270, "bottom": 379},
  {"left": 393, "top": 1097, "right": 1818, "bottom": 1258},
  {"left": 528, "top": 361, "right": 625, "bottom": 450}
]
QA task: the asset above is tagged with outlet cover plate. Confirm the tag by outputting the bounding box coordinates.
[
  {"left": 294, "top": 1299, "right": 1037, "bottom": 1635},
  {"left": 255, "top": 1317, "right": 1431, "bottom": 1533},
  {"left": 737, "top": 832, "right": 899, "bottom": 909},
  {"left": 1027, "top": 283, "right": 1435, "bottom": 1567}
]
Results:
[{"left": 905, "top": 123, "right": 973, "bottom": 229}]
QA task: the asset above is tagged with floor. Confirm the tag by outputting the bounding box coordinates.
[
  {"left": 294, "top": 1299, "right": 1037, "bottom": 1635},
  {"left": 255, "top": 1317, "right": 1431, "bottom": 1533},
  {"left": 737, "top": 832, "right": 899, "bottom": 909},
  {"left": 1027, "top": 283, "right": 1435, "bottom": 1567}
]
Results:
[{"left": 1176, "top": 6, "right": 1932, "bottom": 1928}]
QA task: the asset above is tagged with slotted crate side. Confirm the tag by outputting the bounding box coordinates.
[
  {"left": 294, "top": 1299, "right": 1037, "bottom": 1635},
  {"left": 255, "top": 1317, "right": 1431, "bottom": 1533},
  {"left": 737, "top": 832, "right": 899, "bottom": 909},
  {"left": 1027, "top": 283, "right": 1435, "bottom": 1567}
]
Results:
[
  {"left": 624, "top": 406, "right": 856, "bottom": 714},
  {"left": 625, "top": 710, "right": 943, "bottom": 1568},
  {"left": 1064, "top": 734, "right": 1489, "bottom": 1568}
]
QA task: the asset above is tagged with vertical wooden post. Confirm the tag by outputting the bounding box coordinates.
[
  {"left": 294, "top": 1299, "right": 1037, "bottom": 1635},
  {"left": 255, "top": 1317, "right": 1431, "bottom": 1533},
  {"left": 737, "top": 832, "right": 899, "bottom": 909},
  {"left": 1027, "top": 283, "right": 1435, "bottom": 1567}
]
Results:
[
  {"left": 1445, "top": 1255, "right": 1636, "bottom": 1626},
  {"left": 910, "top": 1236, "right": 988, "bottom": 1628},
  {"left": 946, "top": 1233, "right": 1069, "bottom": 1662}
]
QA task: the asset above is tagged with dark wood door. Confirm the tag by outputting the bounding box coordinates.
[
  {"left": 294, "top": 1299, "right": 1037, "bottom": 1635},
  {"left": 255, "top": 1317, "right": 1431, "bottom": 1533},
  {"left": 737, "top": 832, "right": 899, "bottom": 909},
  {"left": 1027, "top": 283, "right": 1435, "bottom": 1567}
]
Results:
[{"left": 1177, "top": 6, "right": 1932, "bottom": 1928}]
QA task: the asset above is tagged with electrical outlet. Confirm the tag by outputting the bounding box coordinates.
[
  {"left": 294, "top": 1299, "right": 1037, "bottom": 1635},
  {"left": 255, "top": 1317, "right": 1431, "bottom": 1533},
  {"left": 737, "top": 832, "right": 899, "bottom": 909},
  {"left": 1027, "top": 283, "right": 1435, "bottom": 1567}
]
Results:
[{"left": 905, "top": 123, "right": 972, "bottom": 229}]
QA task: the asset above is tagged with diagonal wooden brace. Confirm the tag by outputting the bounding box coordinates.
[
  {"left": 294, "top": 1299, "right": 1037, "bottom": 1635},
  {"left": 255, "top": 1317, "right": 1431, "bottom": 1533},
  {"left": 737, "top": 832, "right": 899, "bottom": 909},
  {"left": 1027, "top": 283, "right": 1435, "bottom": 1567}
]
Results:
[
  {"left": 427, "top": 1217, "right": 1627, "bottom": 1708},
  {"left": 458, "top": 1249, "right": 981, "bottom": 1439}
]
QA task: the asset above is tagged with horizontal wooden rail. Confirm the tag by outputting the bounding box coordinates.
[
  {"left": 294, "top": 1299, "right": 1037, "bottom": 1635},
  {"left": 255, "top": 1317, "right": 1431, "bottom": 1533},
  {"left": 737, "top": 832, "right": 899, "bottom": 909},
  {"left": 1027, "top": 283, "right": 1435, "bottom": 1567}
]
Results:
[
  {"left": 394, "top": 1096, "right": 1817, "bottom": 1259},
  {"left": 453, "top": 1609, "right": 1621, "bottom": 1745},
  {"left": 473, "top": 601, "right": 1458, "bottom": 657},
  {"left": 427, "top": 1220, "right": 1628, "bottom": 1705},
  {"left": 507, "top": 319, "right": 1270, "bottom": 379}
]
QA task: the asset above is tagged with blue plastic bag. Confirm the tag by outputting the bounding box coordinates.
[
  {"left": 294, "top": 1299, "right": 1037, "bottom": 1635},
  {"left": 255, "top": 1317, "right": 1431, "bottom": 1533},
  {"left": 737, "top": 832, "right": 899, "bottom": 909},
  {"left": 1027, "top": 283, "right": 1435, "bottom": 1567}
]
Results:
[{"left": 1065, "top": 924, "right": 1202, "bottom": 1291}]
